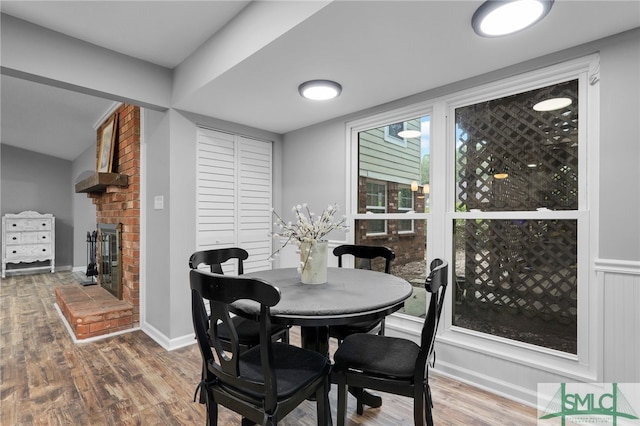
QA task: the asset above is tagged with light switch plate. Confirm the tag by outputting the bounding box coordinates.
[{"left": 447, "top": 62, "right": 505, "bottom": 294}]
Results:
[{"left": 154, "top": 195, "right": 164, "bottom": 210}]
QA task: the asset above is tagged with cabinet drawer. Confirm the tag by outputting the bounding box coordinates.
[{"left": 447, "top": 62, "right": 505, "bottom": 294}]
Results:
[
  {"left": 6, "top": 219, "right": 52, "bottom": 231},
  {"left": 5, "top": 232, "right": 22, "bottom": 245},
  {"left": 5, "top": 244, "right": 52, "bottom": 260}
]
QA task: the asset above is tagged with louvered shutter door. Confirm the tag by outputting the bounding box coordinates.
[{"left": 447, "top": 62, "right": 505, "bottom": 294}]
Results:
[{"left": 196, "top": 128, "right": 272, "bottom": 273}]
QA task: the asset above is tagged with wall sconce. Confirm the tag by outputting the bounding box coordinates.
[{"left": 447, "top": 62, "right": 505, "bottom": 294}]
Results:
[
  {"left": 494, "top": 172, "right": 509, "bottom": 179},
  {"left": 411, "top": 181, "right": 429, "bottom": 198}
]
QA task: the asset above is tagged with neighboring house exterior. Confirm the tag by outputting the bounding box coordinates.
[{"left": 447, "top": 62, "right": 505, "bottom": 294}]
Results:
[{"left": 356, "top": 119, "right": 426, "bottom": 266}]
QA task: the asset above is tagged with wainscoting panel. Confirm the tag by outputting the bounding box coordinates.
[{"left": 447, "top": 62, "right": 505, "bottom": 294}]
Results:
[{"left": 598, "top": 259, "right": 640, "bottom": 383}]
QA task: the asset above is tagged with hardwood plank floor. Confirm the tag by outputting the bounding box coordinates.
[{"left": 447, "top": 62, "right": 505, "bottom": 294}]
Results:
[{"left": 1, "top": 272, "right": 537, "bottom": 425}]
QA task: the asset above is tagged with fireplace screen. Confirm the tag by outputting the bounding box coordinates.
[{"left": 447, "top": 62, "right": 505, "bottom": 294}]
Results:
[{"left": 98, "top": 223, "right": 122, "bottom": 299}]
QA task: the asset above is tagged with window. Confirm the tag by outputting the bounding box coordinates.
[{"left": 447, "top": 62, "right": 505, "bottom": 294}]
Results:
[
  {"left": 353, "top": 115, "right": 431, "bottom": 319},
  {"left": 452, "top": 79, "right": 580, "bottom": 353},
  {"left": 366, "top": 181, "right": 386, "bottom": 235},
  {"left": 384, "top": 122, "right": 407, "bottom": 146},
  {"left": 398, "top": 185, "right": 414, "bottom": 233}
]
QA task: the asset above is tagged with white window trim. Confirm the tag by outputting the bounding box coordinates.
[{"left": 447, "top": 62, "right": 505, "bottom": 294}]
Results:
[
  {"left": 347, "top": 54, "right": 601, "bottom": 382},
  {"left": 441, "top": 54, "right": 600, "bottom": 381}
]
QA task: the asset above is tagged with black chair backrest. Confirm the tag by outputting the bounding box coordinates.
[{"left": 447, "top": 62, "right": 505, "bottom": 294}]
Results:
[
  {"left": 189, "top": 248, "right": 249, "bottom": 274},
  {"left": 333, "top": 244, "right": 395, "bottom": 273},
  {"left": 190, "top": 269, "right": 281, "bottom": 407},
  {"left": 418, "top": 259, "right": 448, "bottom": 362}
]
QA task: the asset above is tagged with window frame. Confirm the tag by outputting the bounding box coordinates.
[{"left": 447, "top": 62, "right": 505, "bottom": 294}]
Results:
[
  {"left": 439, "top": 55, "right": 599, "bottom": 377},
  {"left": 347, "top": 54, "right": 600, "bottom": 380}
]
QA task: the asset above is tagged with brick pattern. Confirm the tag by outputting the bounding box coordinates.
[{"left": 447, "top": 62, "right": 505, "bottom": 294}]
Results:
[
  {"left": 355, "top": 176, "right": 426, "bottom": 267},
  {"left": 55, "top": 285, "right": 133, "bottom": 340},
  {"left": 57, "top": 104, "right": 140, "bottom": 339}
]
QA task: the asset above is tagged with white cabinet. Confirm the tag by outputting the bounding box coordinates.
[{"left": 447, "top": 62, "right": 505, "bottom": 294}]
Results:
[{"left": 2, "top": 211, "right": 55, "bottom": 278}]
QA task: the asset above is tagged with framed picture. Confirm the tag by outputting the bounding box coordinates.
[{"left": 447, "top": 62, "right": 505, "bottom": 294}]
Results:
[{"left": 97, "top": 113, "right": 118, "bottom": 173}]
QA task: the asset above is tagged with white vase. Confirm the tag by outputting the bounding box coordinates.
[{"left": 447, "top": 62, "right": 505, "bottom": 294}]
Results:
[{"left": 299, "top": 240, "right": 328, "bottom": 284}]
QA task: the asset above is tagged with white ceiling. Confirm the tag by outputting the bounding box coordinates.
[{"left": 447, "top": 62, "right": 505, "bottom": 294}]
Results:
[{"left": 1, "top": 1, "right": 639, "bottom": 161}]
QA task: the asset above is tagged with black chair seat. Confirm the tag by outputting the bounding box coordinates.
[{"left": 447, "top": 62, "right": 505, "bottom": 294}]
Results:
[
  {"left": 219, "top": 342, "right": 330, "bottom": 401},
  {"left": 327, "top": 320, "right": 382, "bottom": 341},
  {"left": 334, "top": 333, "right": 420, "bottom": 379},
  {"left": 217, "top": 316, "right": 289, "bottom": 346}
]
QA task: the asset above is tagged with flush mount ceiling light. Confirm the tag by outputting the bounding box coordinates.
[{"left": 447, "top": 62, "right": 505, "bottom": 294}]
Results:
[
  {"left": 533, "top": 97, "right": 572, "bottom": 111},
  {"left": 472, "top": 0, "right": 554, "bottom": 37},
  {"left": 298, "top": 80, "right": 342, "bottom": 101},
  {"left": 397, "top": 129, "right": 422, "bottom": 139}
]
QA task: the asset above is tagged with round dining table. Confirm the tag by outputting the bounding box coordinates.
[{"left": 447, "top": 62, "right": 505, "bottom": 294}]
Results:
[
  {"left": 237, "top": 267, "right": 413, "bottom": 413},
  {"left": 238, "top": 267, "right": 413, "bottom": 355}
]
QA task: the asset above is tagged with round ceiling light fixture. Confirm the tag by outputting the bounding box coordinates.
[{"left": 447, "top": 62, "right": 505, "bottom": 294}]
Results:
[
  {"left": 533, "top": 97, "right": 572, "bottom": 111},
  {"left": 472, "top": 0, "right": 554, "bottom": 37},
  {"left": 298, "top": 80, "right": 342, "bottom": 101}
]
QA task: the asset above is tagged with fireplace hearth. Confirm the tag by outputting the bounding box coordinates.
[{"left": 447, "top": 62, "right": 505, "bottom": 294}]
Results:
[{"left": 98, "top": 223, "right": 122, "bottom": 299}]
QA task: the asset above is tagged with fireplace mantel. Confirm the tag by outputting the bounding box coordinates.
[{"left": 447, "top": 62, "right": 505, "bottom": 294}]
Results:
[{"left": 75, "top": 172, "right": 128, "bottom": 193}]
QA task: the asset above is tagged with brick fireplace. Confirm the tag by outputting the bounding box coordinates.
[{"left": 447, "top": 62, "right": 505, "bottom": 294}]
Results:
[{"left": 56, "top": 104, "right": 140, "bottom": 340}]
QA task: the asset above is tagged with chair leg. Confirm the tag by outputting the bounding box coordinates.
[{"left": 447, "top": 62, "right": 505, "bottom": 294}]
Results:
[
  {"left": 425, "top": 383, "right": 434, "bottom": 426},
  {"left": 413, "top": 386, "right": 425, "bottom": 426},
  {"left": 353, "top": 387, "right": 364, "bottom": 415},
  {"left": 204, "top": 389, "right": 218, "bottom": 426},
  {"left": 337, "top": 373, "right": 348, "bottom": 426},
  {"left": 316, "top": 375, "right": 331, "bottom": 426}
]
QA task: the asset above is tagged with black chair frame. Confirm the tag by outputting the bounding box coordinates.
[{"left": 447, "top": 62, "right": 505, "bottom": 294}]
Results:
[
  {"left": 334, "top": 258, "right": 448, "bottom": 426},
  {"left": 190, "top": 269, "right": 331, "bottom": 426},
  {"left": 188, "top": 248, "right": 290, "bottom": 352},
  {"left": 330, "top": 244, "right": 396, "bottom": 341}
]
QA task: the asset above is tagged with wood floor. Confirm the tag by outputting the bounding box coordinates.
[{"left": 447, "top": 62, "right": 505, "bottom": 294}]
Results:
[{"left": 1, "top": 271, "right": 538, "bottom": 425}]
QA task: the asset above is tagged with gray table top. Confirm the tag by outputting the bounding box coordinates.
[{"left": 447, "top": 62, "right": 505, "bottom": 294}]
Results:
[{"left": 237, "top": 267, "right": 413, "bottom": 326}]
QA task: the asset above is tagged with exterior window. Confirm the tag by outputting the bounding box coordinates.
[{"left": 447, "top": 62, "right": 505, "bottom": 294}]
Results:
[
  {"left": 452, "top": 79, "right": 579, "bottom": 353},
  {"left": 398, "top": 185, "right": 414, "bottom": 233},
  {"left": 366, "top": 181, "right": 386, "bottom": 235},
  {"left": 356, "top": 116, "right": 430, "bottom": 319},
  {"left": 384, "top": 122, "right": 407, "bottom": 146}
]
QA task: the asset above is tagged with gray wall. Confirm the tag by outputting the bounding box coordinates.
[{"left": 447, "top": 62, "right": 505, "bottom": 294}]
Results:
[
  {"left": 71, "top": 144, "right": 98, "bottom": 269},
  {"left": 0, "top": 144, "right": 74, "bottom": 269},
  {"left": 599, "top": 31, "right": 640, "bottom": 261},
  {"left": 142, "top": 108, "right": 283, "bottom": 344},
  {"left": 283, "top": 29, "right": 640, "bottom": 264}
]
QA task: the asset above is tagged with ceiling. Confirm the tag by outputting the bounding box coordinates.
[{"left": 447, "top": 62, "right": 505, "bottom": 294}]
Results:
[{"left": 1, "top": 1, "right": 639, "bottom": 161}]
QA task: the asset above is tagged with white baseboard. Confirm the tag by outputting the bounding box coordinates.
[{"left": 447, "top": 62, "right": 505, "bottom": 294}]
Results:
[{"left": 141, "top": 321, "right": 196, "bottom": 351}]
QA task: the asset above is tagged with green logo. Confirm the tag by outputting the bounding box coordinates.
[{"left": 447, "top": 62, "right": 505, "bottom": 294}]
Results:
[{"left": 539, "top": 383, "right": 639, "bottom": 425}]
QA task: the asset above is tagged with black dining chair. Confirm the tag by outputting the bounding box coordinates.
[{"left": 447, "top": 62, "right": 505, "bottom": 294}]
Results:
[
  {"left": 188, "top": 248, "right": 290, "bottom": 352},
  {"left": 333, "top": 258, "right": 448, "bottom": 426},
  {"left": 329, "top": 244, "right": 396, "bottom": 343},
  {"left": 190, "top": 269, "right": 332, "bottom": 426}
]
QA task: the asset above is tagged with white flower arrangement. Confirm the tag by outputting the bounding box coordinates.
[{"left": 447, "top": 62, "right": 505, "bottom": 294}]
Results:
[{"left": 269, "top": 203, "right": 348, "bottom": 264}]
